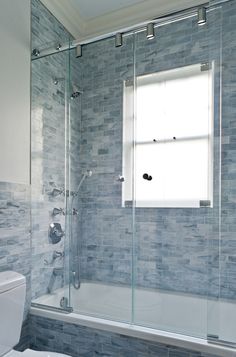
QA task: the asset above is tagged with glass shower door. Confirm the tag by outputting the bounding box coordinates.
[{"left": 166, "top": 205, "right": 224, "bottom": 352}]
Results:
[
  {"left": 68, "top": 35, "right": 135, "bottom": 323},
  {"left": 207, "top": 0, "right": 236, "bottom": 347},
  {"left": 133, "top": 7, "right": 220, "bottom": 339},
  {"left": 31, "top": 43, "right": 72, "bottom": 311}
]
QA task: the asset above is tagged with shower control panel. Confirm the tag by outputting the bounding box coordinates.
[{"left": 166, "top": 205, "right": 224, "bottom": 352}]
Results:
[{"left": 49, "top": 223, "right": 64, "bottom": 244}]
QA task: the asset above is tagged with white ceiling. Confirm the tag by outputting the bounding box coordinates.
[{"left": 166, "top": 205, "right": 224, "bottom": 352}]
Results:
[
  {"left": 73, "top": 0, "right": 146, "bottom": 20},
  {"left": 40, "top": 0, "right": 206, "bottom": 42}
]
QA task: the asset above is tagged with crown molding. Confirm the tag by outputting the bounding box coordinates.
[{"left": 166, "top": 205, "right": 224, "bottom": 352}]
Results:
[
  {"left": 40, "top": 0, "right": 206, "bottom": 42},
  {"left": 40, "top": 0, "right": 85, "bottom": 38}
]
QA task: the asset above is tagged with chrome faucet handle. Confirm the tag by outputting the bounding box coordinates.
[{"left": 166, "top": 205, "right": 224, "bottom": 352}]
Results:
[
  {"left": 50, "top": 186, "right": 65, "bottom": 197},
  {"left": 52, "top": 207, "right": 65, "bottom": 216},
  {"left": 72, "top": 208, "right": 79, "bottom": 216}
]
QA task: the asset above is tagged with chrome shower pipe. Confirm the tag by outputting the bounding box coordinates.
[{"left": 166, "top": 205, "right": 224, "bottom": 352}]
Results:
[{"left": 31, "top": 2, "right": 212, "bottom": 60}]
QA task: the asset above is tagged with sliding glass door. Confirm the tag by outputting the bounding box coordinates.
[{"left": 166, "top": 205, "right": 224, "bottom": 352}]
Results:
[
  {"left": 68, "top": 35, "right": 135, "bottom": 323},
  {"left": 132, "top": 5, "right": 221, "bottom": 339},
  {"left": 31, "top": 43, "right": 72, "bottom": 311},
  {"left": 207, "top": 0, "right": 236, "bottom": 347}
]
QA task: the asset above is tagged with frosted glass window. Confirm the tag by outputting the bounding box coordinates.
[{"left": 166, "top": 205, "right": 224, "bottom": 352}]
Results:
[{"left": 123, "top": 63, "right": 213, "bottom": 208}]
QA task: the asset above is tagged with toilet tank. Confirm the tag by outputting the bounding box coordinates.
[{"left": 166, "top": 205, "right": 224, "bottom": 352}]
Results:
[{"left": 0, "top": 271, "right": 26, "bottom": 357}]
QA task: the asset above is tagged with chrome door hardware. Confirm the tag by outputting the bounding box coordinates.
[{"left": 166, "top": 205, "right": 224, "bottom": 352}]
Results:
[{"left": 117, "top": 175, "right": 125, "bottom": 182}]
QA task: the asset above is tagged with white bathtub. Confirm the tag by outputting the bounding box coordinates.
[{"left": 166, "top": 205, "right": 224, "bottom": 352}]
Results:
[{"left": 31, "top": 282, "right": 236, "bottom": 357}]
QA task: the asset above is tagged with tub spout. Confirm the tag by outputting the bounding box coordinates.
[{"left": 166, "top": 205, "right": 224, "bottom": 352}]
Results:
[{"left": 47, "top": 267, "right": 64, "bottom": 293}]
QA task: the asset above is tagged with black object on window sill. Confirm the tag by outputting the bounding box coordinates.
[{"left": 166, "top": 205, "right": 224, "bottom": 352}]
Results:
[{"left": 143, "top": 173, "right": 152, "bottom": 181}]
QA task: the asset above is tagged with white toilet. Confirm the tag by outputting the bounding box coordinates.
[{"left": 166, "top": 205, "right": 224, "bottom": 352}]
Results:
[{"left": 0, "top": 271, "right": 70, "bottom": 357}]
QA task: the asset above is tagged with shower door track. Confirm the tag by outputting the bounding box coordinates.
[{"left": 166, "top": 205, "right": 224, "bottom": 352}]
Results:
[
  {"left": 30, "top": 305, "right": 236, "bottom": 357},
  {"left": 31, "top": 3, "right": 210, "bottom": 60},
  {"left": 31, "top": 302, "right": 73, "bottom": 314}
]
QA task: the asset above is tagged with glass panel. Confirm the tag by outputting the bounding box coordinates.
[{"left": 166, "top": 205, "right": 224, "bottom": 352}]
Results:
[
  {"left": 133, "top": 9, "right": 219, "bottom": 338},
  {"left": 31, "top": 46, "right": 72, "bottom": 311},
  {"left": 67, "top": 44, "right": 84, "bottom": 308},
  {"left": 207, "top": 0, "right": 236, "bottom": 346},
  {"left": 69, "top": 35, "right": 135, "bottom": 322},
  {"left": 29, "top": 0, "right": 236, "bottom": 348}
]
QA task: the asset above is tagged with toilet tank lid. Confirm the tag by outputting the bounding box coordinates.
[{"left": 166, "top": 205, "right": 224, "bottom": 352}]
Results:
[{"left": 0, "top": 271, "right": 25, "bottom": 293}]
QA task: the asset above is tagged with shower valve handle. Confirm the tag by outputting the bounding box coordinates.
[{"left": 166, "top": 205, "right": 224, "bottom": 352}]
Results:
[
  {"left": 72, "top": 208, "right": 79, "bottom": 216},
  {"left": 49, "top": 223, "right": 65, "bottom": 244}
]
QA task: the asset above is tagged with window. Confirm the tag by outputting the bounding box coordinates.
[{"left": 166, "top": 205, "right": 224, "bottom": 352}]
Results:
[{"left": 123, "top": 63, "right": 213, "bottom": 208}]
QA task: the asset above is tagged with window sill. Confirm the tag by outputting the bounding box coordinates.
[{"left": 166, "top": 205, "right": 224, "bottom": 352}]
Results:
[{"left": 123, "top": 200, "right": 212, "bottom": 208}]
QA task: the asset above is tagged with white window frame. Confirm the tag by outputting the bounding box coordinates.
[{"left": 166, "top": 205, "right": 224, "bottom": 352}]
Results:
[{"left": 122, "top": 63, "right": 214, "bottom": 208}]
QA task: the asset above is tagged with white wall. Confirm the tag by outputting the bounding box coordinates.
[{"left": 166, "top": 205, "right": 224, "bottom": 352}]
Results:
[{"left": 0, "top": 0, "right": 31, "bottom": 184}]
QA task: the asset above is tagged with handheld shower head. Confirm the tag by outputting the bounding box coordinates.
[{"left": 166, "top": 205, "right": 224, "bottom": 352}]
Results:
[{"left": 73, "top": 170, "right": 93, "bottom": 197}]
